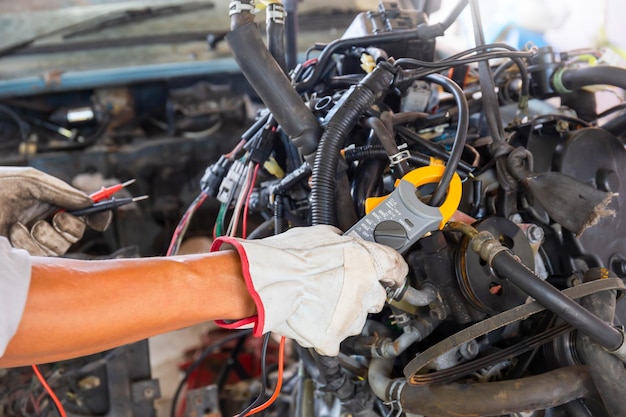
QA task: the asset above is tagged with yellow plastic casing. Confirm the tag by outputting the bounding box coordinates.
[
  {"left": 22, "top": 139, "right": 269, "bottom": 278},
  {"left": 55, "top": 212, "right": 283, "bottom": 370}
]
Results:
[{"left": 364, "top": 165, "right": 462, "bottom": 229}]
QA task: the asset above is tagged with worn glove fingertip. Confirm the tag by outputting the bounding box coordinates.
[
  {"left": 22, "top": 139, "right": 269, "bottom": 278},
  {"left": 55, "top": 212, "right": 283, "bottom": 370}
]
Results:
[
  {"left": 53, "top": 212, "right": 86, "bottom": 243},
  {"left": 9, "top": 223, "right": 53, "bottom": 256},
  {"left": 86, "top": 210, "right": 113, "bottom": 232},
  {"left": 31, "top": 220, "right": 72, "bottom": 256}
]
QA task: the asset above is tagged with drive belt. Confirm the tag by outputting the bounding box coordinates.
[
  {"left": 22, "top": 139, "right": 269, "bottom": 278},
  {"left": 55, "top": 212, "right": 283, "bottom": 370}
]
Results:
[{"left": 403, "top": 277, "right": 626, "bottom": 383}]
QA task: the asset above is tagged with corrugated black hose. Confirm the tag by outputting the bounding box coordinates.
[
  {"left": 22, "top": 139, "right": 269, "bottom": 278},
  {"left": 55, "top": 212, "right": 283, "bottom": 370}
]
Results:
[{"left": 310, "top": 62, "right": 396, "bottom": 226}]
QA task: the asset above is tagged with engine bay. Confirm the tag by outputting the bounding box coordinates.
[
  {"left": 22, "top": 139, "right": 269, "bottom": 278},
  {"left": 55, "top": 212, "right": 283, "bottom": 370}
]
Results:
[{"left": 2, "top": 0, "right": 626, "bottom": 416}]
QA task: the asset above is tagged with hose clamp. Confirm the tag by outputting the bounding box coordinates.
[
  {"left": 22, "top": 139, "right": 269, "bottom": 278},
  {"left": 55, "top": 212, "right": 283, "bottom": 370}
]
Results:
[
  {"left": 551, "top": 67, "right": 573, "bottom": 94},
  {"left": 266, "top": 3, "right": 286, "bottom": 24},
  {"left": 389, "top": 150, "right": 411, "bottom": 165},
  {"left": 229, "top": 1, "right": 256, "bottom": 16},
  {"left": 385, "top": 379, "right": 406, "bottom": 416}
]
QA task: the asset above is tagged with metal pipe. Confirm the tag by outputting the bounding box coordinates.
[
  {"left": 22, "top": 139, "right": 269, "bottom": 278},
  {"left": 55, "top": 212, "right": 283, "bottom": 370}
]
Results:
[
  {"left": 368, "top": 358, "right": 394, "bottom": 400},
  {"left": 396, "top": 366, "right": 596, "bottom": 417}
]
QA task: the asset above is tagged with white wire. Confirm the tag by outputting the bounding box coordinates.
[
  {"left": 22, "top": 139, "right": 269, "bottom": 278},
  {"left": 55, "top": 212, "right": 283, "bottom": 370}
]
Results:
[{"left": 227, "top": 161, "right": 254, "bottom": 237}]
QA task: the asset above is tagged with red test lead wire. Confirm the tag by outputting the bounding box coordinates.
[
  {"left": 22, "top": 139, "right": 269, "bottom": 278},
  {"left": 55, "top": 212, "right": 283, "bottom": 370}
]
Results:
[{"left": 89, "top": 179, "right": 136, "bottom": 202}]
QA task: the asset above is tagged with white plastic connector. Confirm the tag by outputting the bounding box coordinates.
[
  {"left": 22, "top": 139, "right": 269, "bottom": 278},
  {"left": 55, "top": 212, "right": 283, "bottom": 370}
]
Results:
[{"left": 217, "top": 160, "right": 248, "bottom": 204}]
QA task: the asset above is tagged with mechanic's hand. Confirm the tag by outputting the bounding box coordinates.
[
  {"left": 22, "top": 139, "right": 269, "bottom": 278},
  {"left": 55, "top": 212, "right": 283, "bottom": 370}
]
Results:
[
  {"left": 211, "top": 225, "right": 408, "bottom": 356},
  {"left": 0, "top": 167, "right": 111, "bottom": 256}
]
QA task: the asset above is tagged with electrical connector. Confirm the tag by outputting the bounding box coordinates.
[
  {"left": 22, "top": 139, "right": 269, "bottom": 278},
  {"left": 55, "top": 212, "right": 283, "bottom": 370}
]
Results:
[
  {"left": 217, "top": 159, "right": 248, "bottom": 205},
  {"left": 246, "top": 125, "right": 276, "bottom": 165},
  {"left": 200, "top": 156, "right": 233, "bottom": 198}
]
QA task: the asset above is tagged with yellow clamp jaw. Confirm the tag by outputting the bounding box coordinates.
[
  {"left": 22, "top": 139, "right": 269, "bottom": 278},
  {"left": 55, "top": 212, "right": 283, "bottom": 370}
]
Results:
[{"left": 347, "top": 165, "right": 462, "bottom": 253}]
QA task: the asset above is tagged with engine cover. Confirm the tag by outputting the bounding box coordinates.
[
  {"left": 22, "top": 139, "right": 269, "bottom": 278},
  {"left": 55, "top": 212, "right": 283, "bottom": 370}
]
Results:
[{"left": 555, "top": 127, "right": 626, "bottom": 275}]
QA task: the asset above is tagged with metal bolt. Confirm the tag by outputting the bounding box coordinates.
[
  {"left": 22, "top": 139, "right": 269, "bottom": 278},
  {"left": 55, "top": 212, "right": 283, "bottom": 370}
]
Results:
[
  {"left": 526, "top": 225, "right": 544, "bottom": 244},
  {"left": 459, "top": 340, "right": 479, "bottom": 360},
  {"left": 508, "top": 214, "right": 522, "bottom": 224},
  {"left": 556, "top": 119, "right": 570, "bottom": 133}
]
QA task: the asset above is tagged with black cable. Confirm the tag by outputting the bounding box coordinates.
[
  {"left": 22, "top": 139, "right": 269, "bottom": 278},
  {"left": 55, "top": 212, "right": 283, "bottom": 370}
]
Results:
[
  {"left": 469, "top": 0, "right": 505, "bottom": 146},
  {"left": 170, "top": 330, "right": 252, "bottom": 417},
  {"left": 0, "top": 103, "right": 30, "bottom": 147},
  {"left": 596, "top": 102, "right": 626, "bottom": 119},
  {"left": 236, "top": 333, "right": 271, "bottom": 417},
  {"left": 422, "top": 74, "right": 469, "bottom": 207},
  {"left": 445, "top": 43, "right": 530, "bottom": 99},
  {"left": 394, "top": 50, "right": 533, "bottom": 70}
]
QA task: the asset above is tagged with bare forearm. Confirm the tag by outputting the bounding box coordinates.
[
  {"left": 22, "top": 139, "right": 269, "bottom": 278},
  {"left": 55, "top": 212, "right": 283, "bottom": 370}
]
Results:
[{"left": 0, "top": 251, "right": 254, "bottom": 367}]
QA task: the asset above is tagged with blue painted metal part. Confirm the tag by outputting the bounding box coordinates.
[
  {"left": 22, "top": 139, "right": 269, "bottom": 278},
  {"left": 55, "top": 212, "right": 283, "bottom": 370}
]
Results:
[{"left": 0, "top": 58, "right": 240, "bottom": 98}]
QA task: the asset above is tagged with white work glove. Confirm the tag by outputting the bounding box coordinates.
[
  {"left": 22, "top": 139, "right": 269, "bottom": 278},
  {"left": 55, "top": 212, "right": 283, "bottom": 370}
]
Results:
[
  {"left": 211, "top": 225, "right": 408, "bottom": 356},
  {"left": 0, "top": 167, "right": 112, "bottom": 256}
]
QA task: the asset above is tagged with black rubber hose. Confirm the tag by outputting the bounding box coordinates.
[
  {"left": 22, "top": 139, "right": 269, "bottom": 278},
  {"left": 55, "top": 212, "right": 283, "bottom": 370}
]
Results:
[
  {"left": 397, "top": 365, "right": 595, "bottom": 417},
  {"left": 422, "top": 73, "right": 469, "bottom": 206},
  {"left": 577, "top": 274, "right": 626, "bottom": 417},
  {"left": 310, "top": 63, "right": 395, "bottom": 226},
  {"left": 490, "top": 250, "right": 624, "bottom": 350},
  {"left": 226, "top": 23, "right": 320, "bottom": 162},
  {"left": 229, "top": 1, "right": 255, "bottom": 30},
  {"left": 283, "top": 0, "right": 298, "bottom": 71},
  {"left": 560, "top": 66, "right": 626, "bottom": 92},
  {"left": 267, "top": 3, "right": 287, "bottom": 74},
  {"left": 363, "top": 117, "right": 410, "bottom": 177}
]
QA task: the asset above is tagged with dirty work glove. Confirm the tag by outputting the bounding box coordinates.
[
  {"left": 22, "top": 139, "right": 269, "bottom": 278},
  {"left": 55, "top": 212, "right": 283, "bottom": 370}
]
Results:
[
  {"left": 211, "top": 225, "right": 408, "bottom": 356},
  {"left": 0, "top": 167, "right": 112, "bottom": 256}
]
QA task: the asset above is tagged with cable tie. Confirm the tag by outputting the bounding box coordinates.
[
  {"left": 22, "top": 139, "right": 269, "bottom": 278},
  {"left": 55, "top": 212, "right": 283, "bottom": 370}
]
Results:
[{"left": 389, "top": 150, "right": 411, "bottom": 165}]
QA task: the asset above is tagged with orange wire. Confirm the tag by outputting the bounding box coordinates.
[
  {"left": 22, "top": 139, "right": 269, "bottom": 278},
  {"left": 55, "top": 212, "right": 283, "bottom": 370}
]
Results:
[
  {"left": 243, "top": 336, "right": 286, "bottom": 417},
  {"left": 31, "top": 365, "right": 67, "bottom": 417}
]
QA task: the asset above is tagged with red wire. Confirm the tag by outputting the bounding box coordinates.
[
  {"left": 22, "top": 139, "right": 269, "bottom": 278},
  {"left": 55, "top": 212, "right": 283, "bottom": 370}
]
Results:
[
  {"left": 31, "top": 365, "right": 67, "bottom": 417},
  {"left": 242, "top": 336, "right": 286, "bottom": 417},
  {"left": 242, "top": 164, "right": 260, "bottom": 239},
  {"left": 302, "top": 58, "right": 318, "bottom": 68},
  {"left": 167, "top": 191, "right": 209, "bottom": 256}
]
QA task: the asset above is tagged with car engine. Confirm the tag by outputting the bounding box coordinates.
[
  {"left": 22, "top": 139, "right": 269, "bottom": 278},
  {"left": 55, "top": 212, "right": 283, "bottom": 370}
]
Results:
[{"left": 2, "top": 0, "right": 626, "bottom": 416}]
